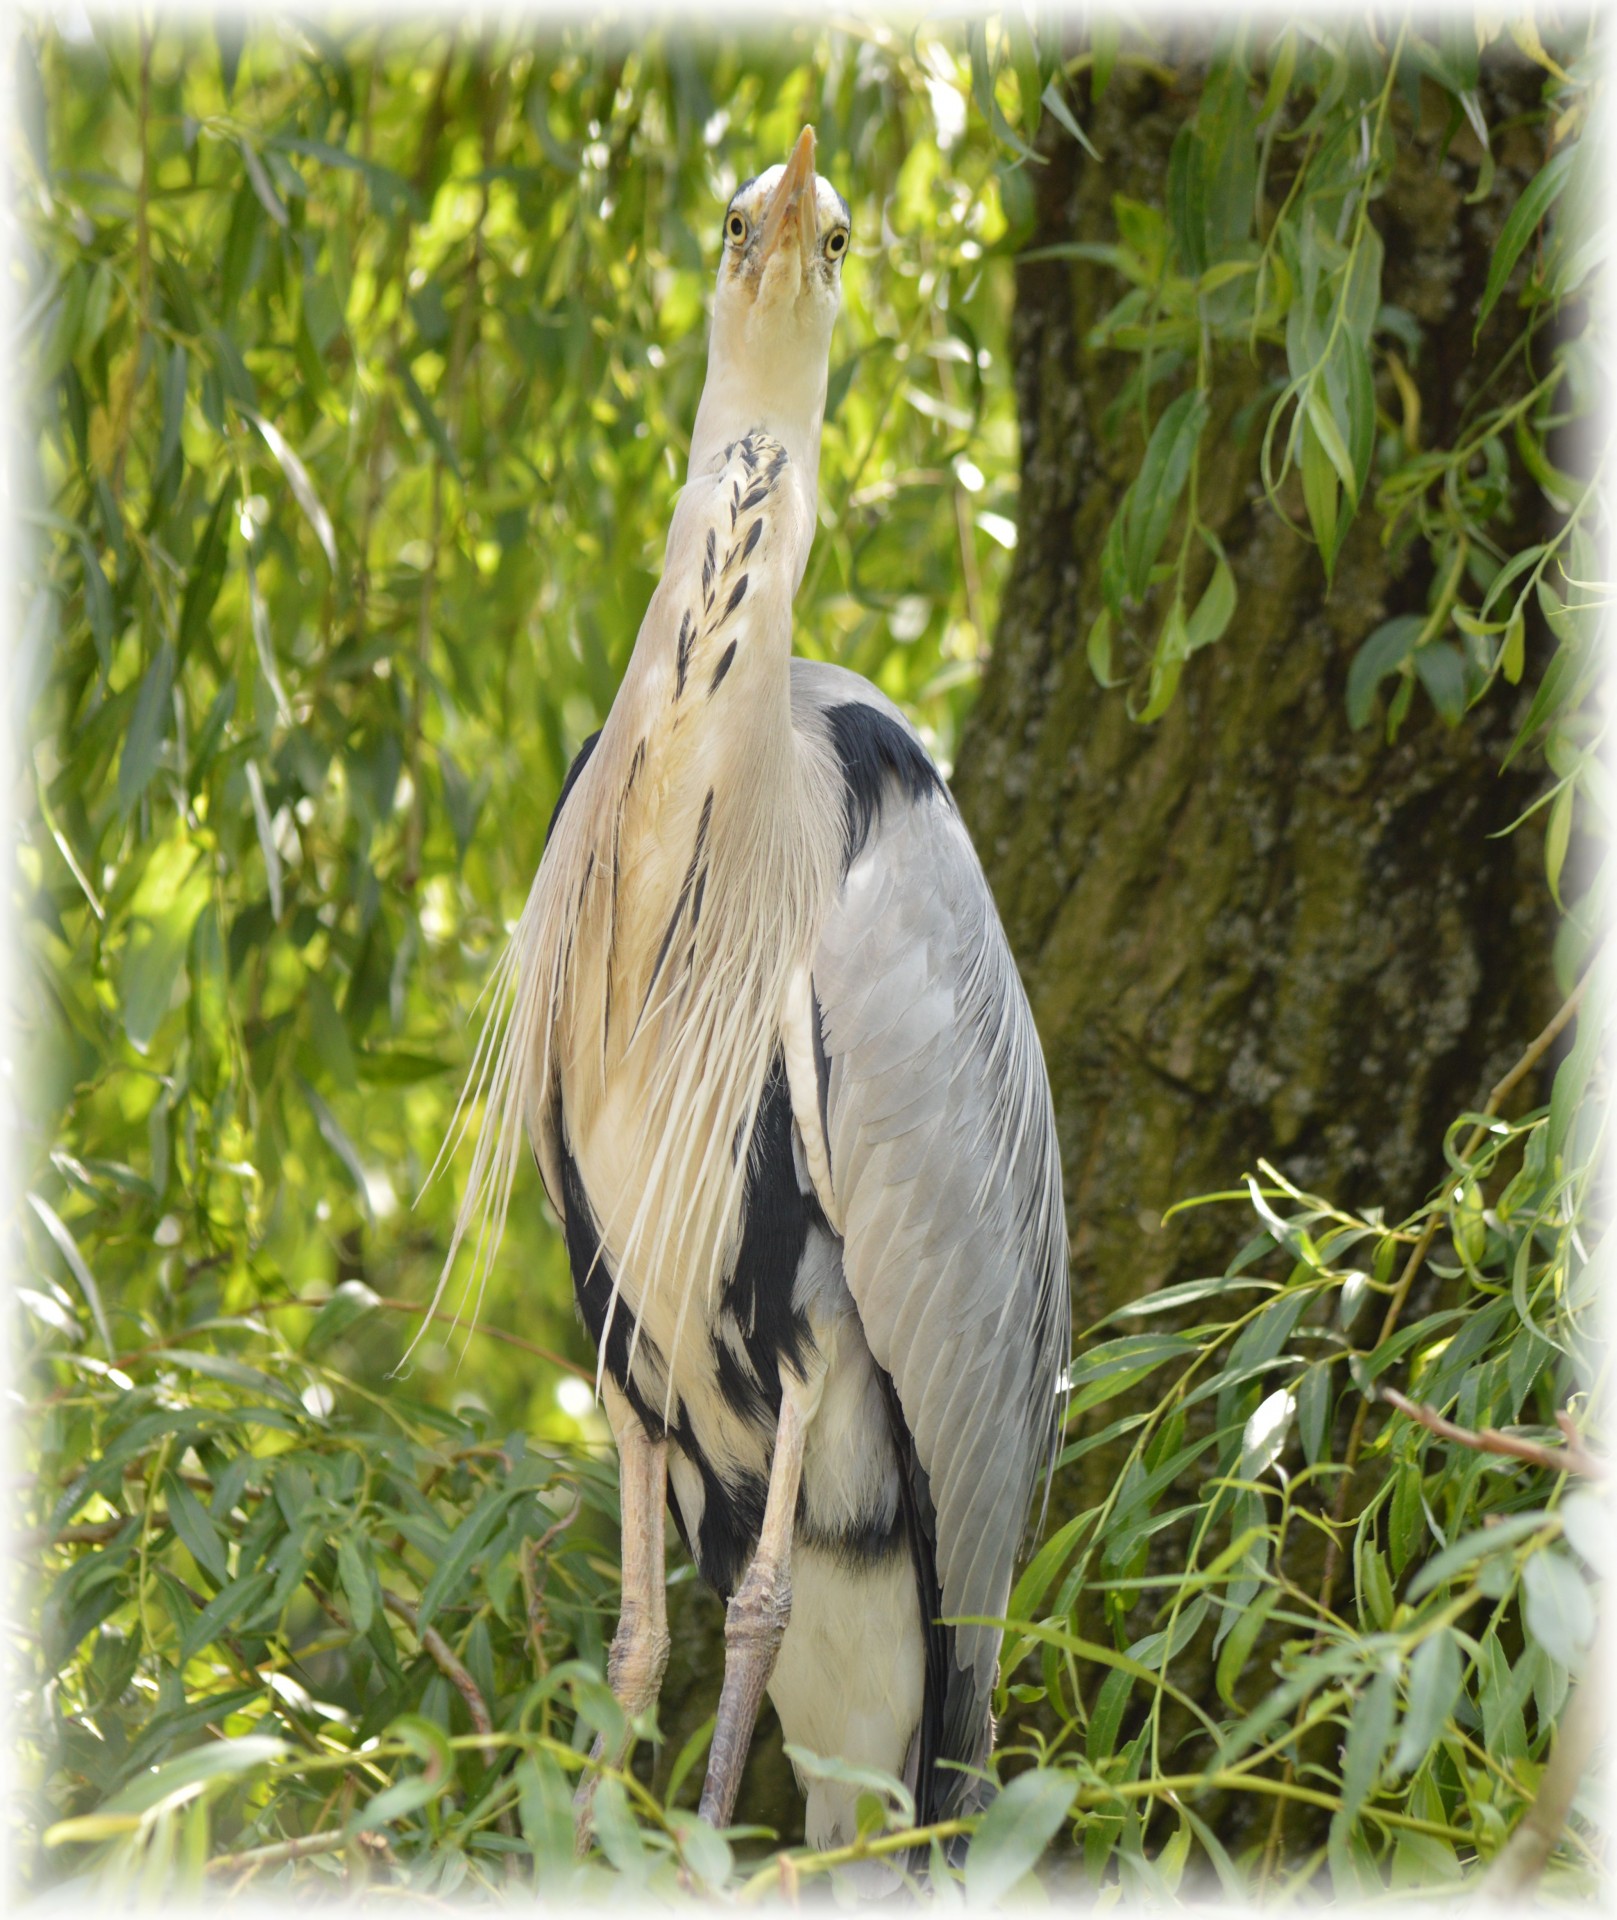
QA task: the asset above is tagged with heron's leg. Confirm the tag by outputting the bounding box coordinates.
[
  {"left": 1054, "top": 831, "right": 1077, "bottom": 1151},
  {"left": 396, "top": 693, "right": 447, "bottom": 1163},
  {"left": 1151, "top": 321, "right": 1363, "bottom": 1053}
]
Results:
[
  {"left": 698, "top": 1386, "right": 810, "bottom": 1831},
  {"left": 574, "top": 1381, "right": 669, "bottom": 1846}
]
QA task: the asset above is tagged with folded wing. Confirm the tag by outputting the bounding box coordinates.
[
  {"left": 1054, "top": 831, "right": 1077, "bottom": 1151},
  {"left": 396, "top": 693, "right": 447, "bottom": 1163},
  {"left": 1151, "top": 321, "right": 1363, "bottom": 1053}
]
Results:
[{"left": 792, "top": 666, "right": 1070, "bottom": 1810}]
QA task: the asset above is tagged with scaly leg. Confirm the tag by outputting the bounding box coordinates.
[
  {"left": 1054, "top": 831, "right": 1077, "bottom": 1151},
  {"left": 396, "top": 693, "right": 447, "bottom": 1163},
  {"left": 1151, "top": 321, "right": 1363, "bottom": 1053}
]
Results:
[
  {"left": 698, "top": 1386, "right": 810, "bottom": 1831},
  {"left": 574, "top": 1381, "right": 669, "bottom": 1847}
]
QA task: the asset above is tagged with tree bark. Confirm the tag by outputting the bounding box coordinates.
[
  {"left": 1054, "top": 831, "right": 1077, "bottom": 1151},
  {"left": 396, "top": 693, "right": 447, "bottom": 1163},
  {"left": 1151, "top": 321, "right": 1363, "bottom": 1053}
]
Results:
[
  {"left": 949, "top": 51, "right": 1560, "bottom": 1726},
  {"left": 956, "top": 52, "right": 1556, "bottom": 1354}
]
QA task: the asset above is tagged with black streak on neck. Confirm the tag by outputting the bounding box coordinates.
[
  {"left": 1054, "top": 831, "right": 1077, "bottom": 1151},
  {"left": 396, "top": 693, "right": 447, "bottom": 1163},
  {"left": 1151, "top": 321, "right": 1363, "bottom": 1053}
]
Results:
[
  {"left": 639, "top": 788, "right": 714, "bottom": 1026},
  {"left": 545, "top": 730, "right": 602, "bottom": 846},
  {"left": 709, "top": 640, "right": 738, "bottom": 692},
  {"left": 675, "top": 611, "right": 694, "bottom": 697}
]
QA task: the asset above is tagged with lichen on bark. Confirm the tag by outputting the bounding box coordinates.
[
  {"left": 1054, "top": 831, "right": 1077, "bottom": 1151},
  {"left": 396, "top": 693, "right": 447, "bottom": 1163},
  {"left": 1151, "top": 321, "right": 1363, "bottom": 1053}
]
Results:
[{"left": 953, "top": 53, "right": 1558, "bottom": 1342}]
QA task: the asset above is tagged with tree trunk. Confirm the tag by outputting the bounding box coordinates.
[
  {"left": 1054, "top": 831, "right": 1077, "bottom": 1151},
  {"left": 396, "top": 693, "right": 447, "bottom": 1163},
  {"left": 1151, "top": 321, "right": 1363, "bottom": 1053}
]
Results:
[
  {"left": 648, "top": 50, "right": 1561, "bottom": 1844},
  {"left": 948, "top": 52, "right": 1559, "bottom": 1731}
]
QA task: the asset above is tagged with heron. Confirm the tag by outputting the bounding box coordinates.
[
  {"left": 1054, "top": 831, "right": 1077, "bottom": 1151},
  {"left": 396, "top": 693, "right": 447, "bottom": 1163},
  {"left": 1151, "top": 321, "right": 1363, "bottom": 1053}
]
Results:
[{"left": 440, "top": 125, "right": 1069, "bottom": 1849}]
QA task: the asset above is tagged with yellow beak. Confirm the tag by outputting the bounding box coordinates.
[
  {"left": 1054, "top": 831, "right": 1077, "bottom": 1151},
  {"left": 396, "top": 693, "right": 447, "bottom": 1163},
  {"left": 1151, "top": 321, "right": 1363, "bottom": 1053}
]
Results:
[{"left": 758, "top": 126, "right": 818, "bottom": 274}]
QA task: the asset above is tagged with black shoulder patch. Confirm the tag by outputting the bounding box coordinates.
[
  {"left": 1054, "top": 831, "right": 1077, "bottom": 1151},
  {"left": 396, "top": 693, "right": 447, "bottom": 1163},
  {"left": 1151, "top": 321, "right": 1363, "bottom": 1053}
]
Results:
[
  {"left": 824, "top": 702, "right": 945, "bottom": 867},
  {"left": 545, "top": 730, "right": 601, "bottom": 847}
]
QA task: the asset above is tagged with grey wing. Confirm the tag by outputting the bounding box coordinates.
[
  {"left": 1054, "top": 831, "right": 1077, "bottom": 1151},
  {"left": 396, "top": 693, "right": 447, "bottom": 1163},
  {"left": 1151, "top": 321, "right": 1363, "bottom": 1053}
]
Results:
[{"left": 802, "top": 692, "right": 1070, "bottom": 1793}]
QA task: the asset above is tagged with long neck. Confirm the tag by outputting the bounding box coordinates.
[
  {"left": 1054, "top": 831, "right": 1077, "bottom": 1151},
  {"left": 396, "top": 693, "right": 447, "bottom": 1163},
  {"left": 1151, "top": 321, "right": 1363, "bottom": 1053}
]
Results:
[
  {"left": 574, "top": 415, "right": 828, "bottom": 1071},
  {"left": 687, "top": 347, "right": 827, "bottom": 588}
]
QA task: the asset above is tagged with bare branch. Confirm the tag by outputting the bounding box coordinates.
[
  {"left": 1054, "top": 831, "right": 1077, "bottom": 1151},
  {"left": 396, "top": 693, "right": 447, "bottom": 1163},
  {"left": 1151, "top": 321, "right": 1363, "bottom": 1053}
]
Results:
[
  {"left": 20, "top": 1517, "right": 130, "bottom": 1551},
  {"left": 208, "top": 1828, "right": 348, "bottom": 1877},
  {"left": 372, "top": 1297, "right": 595, "bottom": 1383},
  {"left": 1380, "top": 1386, "right": 1604, "bottom": 1479}
]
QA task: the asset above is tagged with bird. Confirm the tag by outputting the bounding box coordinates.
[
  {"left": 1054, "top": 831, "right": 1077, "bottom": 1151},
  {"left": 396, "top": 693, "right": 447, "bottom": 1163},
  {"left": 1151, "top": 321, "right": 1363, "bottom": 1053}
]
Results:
[{"left": 437, "top": 125, "right": 1070, "bottom": 1850}]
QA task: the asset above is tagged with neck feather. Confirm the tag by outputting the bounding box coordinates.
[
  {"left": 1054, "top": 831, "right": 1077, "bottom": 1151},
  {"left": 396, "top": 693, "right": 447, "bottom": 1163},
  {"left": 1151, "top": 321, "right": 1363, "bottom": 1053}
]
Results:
[{"left": 687, "top": 356, "right": 827, "bottom": 548}]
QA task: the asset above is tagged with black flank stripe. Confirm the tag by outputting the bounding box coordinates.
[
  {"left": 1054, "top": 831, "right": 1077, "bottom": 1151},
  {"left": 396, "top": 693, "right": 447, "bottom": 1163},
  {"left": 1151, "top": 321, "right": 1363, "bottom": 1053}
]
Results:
[
  {"left": 796, "top": 1496, "right": 906, "bottom": 1569},
  {"left": 739, "top": 485, "right": 769, "bottom": 514},
  {"left": 721, "top": 1053, "right": 813, "bottom": 1413},
  {"left": 703, "top": 528, "right": 716, "bottom": 596},
  {"left": 742, "top": 518, "right": 763, "bottom": 560},
  {"left": 669, "top": 1399, "right": 766, "bottom": 1602},
  {"left": 875, "top": 1364, "right": 950, "bottom": 1825},
  {"left": 713, "top": 1330, "right": 771, "bottom": 1424},
  {"left": 709, "top": 640, "right": 738, "bottom": 692},
  {"left": 558, "top": 1110, "right": 662, "bottom": 1437},
  {"left": 724, "top": 574, "right": 748, "bottom": 619}
]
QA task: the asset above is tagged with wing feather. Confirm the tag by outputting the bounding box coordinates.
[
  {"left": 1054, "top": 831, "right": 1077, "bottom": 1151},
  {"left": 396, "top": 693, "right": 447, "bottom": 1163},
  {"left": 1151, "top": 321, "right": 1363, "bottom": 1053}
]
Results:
[{"left": 797, "top": 678, "right": 1070, "bottom": 1816}]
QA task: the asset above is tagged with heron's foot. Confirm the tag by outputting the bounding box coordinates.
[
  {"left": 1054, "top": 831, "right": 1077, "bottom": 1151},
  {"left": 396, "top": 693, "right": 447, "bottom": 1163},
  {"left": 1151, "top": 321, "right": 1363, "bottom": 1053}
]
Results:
[
  {"left": 697, "top": 1561, "right": 792, "bottom": 1831},
  {"left": 606, "top": 1600, "right": 673, "bottom": 1708},
  {"left": 572, "top": 1600, "right": 671, "bottom": 1853}
]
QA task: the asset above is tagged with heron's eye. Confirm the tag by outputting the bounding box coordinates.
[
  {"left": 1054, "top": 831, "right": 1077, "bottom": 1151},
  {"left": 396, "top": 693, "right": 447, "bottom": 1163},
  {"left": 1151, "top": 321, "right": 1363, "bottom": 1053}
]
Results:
[
  {"left": 825, "top": 227, "right": 849, "bottom": 261},
  {"left": 726, "top": 211, "right": 748, "bottom": 245}
]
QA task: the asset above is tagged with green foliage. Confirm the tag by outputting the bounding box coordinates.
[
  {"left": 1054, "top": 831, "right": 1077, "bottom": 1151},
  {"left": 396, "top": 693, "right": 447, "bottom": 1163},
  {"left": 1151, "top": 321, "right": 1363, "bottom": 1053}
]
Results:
[
  {"left": 997, "top": 1061, "right": 1608, "bottom": 1898},
  {"left": 1070, "top": 12, "right": 1607, "bottom": 785},
  {"left": 15, "top": 7, "right": 1608, "bottom": 1906},
  {"left": 18, "top": 6, "right": 1022, "bottom": 1431},
  {"left": 29, "top": 1327, "right": 633, "bottom": 1897},
  {"left": 16, "top": 11, "right": 1027, "bottom": 1899}
]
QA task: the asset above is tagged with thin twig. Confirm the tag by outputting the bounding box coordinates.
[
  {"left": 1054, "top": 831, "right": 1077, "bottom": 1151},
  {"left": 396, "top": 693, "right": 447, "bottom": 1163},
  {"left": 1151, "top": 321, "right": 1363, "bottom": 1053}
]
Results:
[
  {"left": 20, "top": 1517, "right": 131, "bottom": 1550},
  {"left": 380, "top": 1585, "right": 518, "bottom": 1840},
  {"left": 1379, "top": 1386, "right": 1604, "bottom": 1479},
  {"left": 519, "top": 1488, "right": 582, "bottom": 1680},
  {"left": 208, "top": 1827, "right": 349, "bottom": 1875},
  {"left": 250, "top": 1292, "right": 594, "bottom": 1382},
  {"left": 380, "top": 1588, "right": 497, "bottom": 1761}
]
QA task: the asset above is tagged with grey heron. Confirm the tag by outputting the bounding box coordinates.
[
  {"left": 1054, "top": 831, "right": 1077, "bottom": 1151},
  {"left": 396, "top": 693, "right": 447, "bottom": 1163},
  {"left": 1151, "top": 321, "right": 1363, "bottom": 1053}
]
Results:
[{"left": 441, "top": 125, "right": 1069, "bottom": 1848}]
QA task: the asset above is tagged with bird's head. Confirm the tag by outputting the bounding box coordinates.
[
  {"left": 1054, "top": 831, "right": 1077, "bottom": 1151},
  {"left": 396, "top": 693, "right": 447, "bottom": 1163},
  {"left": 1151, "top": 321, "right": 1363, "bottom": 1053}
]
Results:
[
  {"left": 690, "top": 127, "right": 848, "bottom": 496},
  {"left": 713, "top": 126, "right": 849, "bottom": 358}
]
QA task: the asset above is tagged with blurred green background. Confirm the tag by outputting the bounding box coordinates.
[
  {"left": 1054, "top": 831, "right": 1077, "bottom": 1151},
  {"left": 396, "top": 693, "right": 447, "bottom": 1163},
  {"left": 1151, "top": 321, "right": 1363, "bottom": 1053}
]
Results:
[{"left": 19, "top": 17, "right": 1024, "bottom": 1443}]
